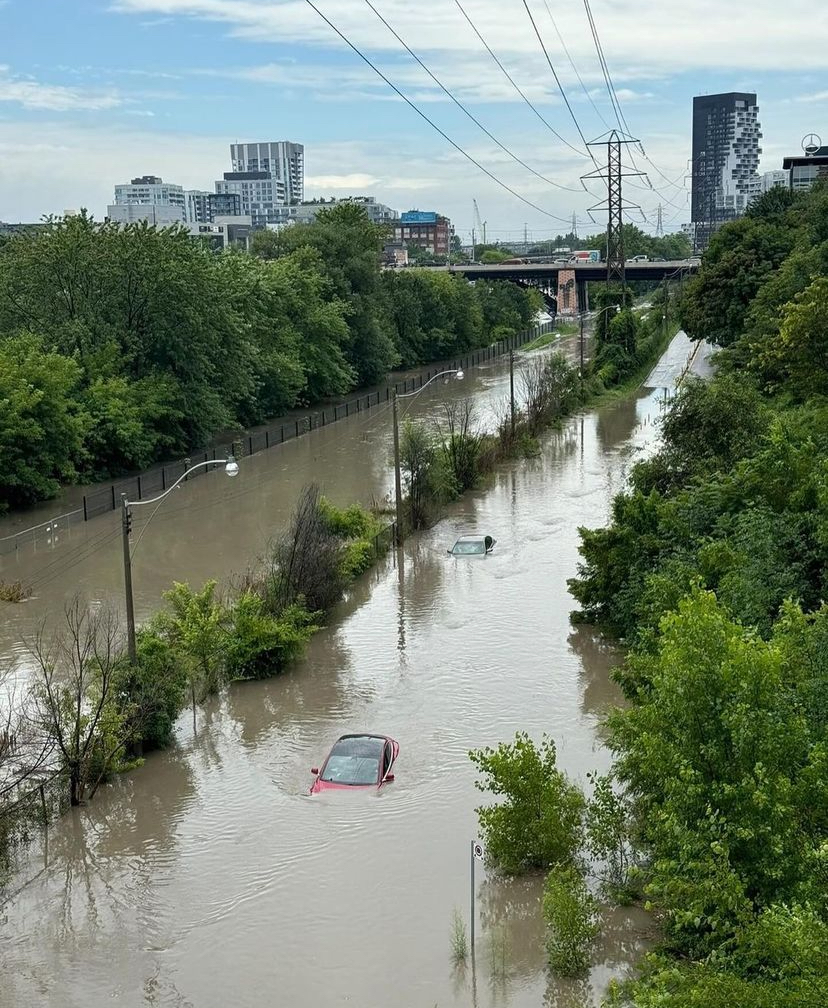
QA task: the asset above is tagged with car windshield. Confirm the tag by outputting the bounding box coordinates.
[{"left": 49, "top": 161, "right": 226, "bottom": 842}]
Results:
[
  {"left": 321, "top": 737, "right": 383, "bottom": 785},
  {"left": 452, "top": 540, "right": 485, "bottom": 555}
]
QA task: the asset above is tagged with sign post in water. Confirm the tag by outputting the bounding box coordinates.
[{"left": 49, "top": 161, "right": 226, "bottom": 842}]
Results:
[{"left": 470, "top": 840, "right": 484, "bottom": 953}]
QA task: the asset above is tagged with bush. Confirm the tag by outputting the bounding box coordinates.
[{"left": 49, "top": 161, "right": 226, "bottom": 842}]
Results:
[
  {"left": 542, "top": 863, "right": 599, "bottom": 974},
  {"left": 118, "top": 631, "right": 189, "bottom": 753},
  {"left": 225, "top": 592, "right": 318, "bottom": 680},
  {"left": 469, "top": 733, "right": 585, "bottom": 874}
]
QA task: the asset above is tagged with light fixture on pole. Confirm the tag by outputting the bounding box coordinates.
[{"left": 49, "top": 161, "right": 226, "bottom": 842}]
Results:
[
  {"left": 121, "top": 455, "right": 239, "bottom": 661},
  {"left": 392, "top": 370, "right": 464, "bottom": 546}
]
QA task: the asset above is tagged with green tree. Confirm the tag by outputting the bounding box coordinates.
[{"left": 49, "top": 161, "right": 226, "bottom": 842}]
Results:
[
  {"left": 681, "top": 216, "right": 799, "bottom": 347},
  {"left": 0, "top": 333, "right": 83, "bottom": 510},
  {"left": 758, "top": 276, "right": 828, "bottom": 399},
  {"left": 469, "top": 733, "right": 585, "bottom": 875},
  {"left": 257, "top": 203, "right": 398, "bottom": 384},
  {"left": 148, "top": 581, "right": 229, "bottom": 723},
  {"left": 542, "top": 864, "right": 599, "bottom": 974},
  {"left": 608, "top": 589, "right": 828, "bottom": 954}
]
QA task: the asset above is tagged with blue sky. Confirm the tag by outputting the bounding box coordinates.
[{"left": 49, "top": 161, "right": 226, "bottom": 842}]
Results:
[{"left": 0, "top": 0, "right": 826, "bottom": 237}]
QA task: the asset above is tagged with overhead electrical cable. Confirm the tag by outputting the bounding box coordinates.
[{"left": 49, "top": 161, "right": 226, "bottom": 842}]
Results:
[
  {"left": 541, "top": 0, "right": 611, "bottom": 131},
  {"left": 581, "top": 0, "right": 630, "bottom": 136},
  {"left": 520, "top": 0, "right": 598, "bottom": 167},
  {"left": 362, "top": 0, "right": 583, "bottom": 192},
  {"left": 581, "top": 0, "right": 690, "bottom": 202},
  {"left": 451, "top": 0, "right": 589, "bottom": 158},
  {"left": 302, "top": 0, "right": 574, "bottom": 222}
]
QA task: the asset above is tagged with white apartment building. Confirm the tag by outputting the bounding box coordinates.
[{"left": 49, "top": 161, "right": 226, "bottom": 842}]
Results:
[
  {"left": 230, "top": 141, "right": 304, "bottom": 203},
  {"left": 112, "top": 175, "right": 186, "bottom": 220},
  {"left": 215, "top": 171, "right": 287, "bottom": 228}
]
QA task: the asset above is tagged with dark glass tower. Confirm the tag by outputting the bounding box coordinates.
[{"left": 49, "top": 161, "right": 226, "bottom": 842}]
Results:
[{"left": 691, "top": 93, "right": 761, "bottom": 250}]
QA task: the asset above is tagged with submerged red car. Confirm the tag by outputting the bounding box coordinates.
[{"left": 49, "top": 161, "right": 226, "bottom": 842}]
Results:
[{"left": 310, "top": 734, "right": 399, "bottom": 793}]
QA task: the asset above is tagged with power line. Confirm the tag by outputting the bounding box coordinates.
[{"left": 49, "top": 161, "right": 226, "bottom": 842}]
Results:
[
  {"left": 451, "top": 0, "right": 588, "bottom": 159},
  {"left": 303, "top": 0, "right": 573, "bottom": 223},
  {"left": 519, "top": 0, "right": 598, "bottom": 167},
  {"left": 581, "top": 0, "right": 631, "bottom": 137},
  {"left": 581, "top": 0, "right": 689, "bottom": 201},
  {"left": 541, "top": 0, "right": 612, "bottom": 132},
  {"left": 363, "top": 0, "right": 583, "bottom": 193}
]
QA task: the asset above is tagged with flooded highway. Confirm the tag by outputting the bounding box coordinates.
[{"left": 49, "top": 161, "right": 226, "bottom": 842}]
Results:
[{"left": 1, "top": 338, "right": 669, "bottom": 1007}]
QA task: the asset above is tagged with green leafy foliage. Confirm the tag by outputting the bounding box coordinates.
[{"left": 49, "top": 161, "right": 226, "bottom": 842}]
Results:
[
  {"left": 0, "top": 210, "right": 540, "bottom": 510},
  {"left": 542, "top": 864, "right": 599, "bottom": 974},
  {"left": 225, "top": 593, "right": 318, "bottom": 680},
  {"left": 469, "top": 733, "right": 585, "bottom": 875},
  {"left": 0, "top": 333, "right": 83, "bottom": 509}
]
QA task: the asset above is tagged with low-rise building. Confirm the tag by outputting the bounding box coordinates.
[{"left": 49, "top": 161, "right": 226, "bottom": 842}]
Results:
[
  {"left": 107, "top": 203, "right": 186, "bottom": 227},
  {"left": 782, "top": 146, "right": 828, "bottom": 192},
  {"left": 292, "top": 196, "right": 398, "bottom": 226},
  {"left": 392, "top": 210, "right": 452, "bottom": 256},
  {"left": 187, "top": 215, "right": 253, "bottom": 251}
]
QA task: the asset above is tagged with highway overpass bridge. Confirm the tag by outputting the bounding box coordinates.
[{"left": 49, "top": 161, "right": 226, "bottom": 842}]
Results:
[{"left": 423, "top": 259, "right": 700, "bottom": 315}]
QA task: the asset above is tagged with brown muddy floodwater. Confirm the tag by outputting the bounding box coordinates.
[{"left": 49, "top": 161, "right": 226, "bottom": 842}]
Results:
[{"left": 0, "top": 336, "right": 670, "bottom": 1008}]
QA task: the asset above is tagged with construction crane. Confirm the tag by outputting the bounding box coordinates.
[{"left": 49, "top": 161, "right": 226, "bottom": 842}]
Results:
[{"left": 472, "top": 199, "right": 486, "bottom": 258}]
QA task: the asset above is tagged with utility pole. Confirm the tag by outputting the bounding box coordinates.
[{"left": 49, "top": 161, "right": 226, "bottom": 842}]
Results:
[
  {"left": 509, "top": 349, "right": 516, "bottom": 436},
  {"left": 392, "top": 391, "right": 404, "bottom": 547},
  {"left": 523, "top": 222, "right": 528, "bottom": 245},
  {"left": 121, "top": 494, "right": 137, "bottom": 662},
  {"left": 579, "top": 314, "right": 585, "bottom": 382},
  {"left": 581, "top": 130, "right": 646, "bottom": 290}
]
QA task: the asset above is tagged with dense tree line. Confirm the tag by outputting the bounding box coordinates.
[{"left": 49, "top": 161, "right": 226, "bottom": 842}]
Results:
[
  {"left": 568, "top": 182, "right": 828, "bottom": 1004},
  {"left": 0, "top": 205, "right": 540, "bottom": 511}
]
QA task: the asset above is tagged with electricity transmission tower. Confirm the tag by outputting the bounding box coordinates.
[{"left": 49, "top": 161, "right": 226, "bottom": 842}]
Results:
[
  {"left": 656, "top": 204, "right": 664, "bottom": 237},
  {"left": 581, "top": 130, "right": 645, "bottom": 286},
  {"left": 571, "top": 211, "right": 578, "bottom": 240}
]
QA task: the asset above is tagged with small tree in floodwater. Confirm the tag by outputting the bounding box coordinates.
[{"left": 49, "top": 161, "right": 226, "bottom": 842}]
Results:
[
  {"left": 469, "top": 732, "right": 585, "bottom": 875},
  {"left": 543, "top": 863, "right": 599, "bottom": 974},
  {"left": 399, "top": 419, "right": 436, "bottom": 530},
  {"left": 29, "top": 600, "right": 131, "bottom": 806},
  {"left": 269, "top": 483, "right": 345, "bottom": 612}
]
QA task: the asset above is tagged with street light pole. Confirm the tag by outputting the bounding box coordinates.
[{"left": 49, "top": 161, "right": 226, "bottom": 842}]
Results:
[
  {"left": 121, "top": 455, "right": 239, "bottom": 661},
  {"left": 579, "top": 314, "right": 585, "bottom": 381},
  {"left": 121, "top": 494, "right": 137, "bottom": 661},
  {"left": 392, "top": 370, "right": 464, "bottom": 548},
  {"left": 392, "top": 390, "right": 404, "bottom": 547}
]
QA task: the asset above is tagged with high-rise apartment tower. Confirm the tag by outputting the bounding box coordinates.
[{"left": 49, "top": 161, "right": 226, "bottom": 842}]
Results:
[
  {"left": 690, "top": 93, "right": 761, "bottom": 250},
  {"left": 230, "top": 141, "right": 304, "bottom": 203}
]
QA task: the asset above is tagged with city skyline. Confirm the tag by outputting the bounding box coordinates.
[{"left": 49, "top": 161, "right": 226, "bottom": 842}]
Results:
[{"left": 0, "top": 0, "right": 825, "bottom": 235}]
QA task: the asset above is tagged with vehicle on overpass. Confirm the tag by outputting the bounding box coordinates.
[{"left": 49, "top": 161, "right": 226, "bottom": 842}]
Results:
[{"left": 568, "top": 249, "right": 601, "bottom": 263}]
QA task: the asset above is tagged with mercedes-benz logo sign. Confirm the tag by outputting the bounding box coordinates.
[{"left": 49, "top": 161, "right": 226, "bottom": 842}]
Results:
[{"left": 802, "top": 133, "right": 822, "bottom": 155}]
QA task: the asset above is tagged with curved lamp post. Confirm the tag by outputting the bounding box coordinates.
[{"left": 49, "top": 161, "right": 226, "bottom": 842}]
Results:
[
  {"left": 121, "top": 456, "right": 239, "bottom": 660},
  {"left": 392, "top": 370, "right": 463, "bottom": 546}
]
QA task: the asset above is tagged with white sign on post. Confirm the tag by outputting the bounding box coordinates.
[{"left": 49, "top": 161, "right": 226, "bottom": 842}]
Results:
[{"left": 473, "top": 842, "right": 485, "bottom": 861}]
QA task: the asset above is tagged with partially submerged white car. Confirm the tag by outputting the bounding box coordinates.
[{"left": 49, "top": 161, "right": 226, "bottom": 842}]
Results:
[{"left": 448, "top": 534, "right": 496, "bottom": 556}]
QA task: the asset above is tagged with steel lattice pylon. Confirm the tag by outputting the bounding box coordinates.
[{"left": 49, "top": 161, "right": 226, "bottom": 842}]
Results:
[
  {"left": 581, "top": 130, "right": 646, "bottom": 289},
  {"left": 605, "top": 131, "right": 625, "bottom": 284}
]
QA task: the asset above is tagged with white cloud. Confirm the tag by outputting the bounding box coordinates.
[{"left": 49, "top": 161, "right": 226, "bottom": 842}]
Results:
[
  {"left": 0, "top": 66, "right": 122, "bottom": 111},
  {"left": 111, "top": 0, "right": 827, "bottom": 72},
  {"left": 795, "top": 90, "right": 828, "bottom": 103},
  {"left": 305, "top": 172, "right": 380, "bottom": 189}
]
